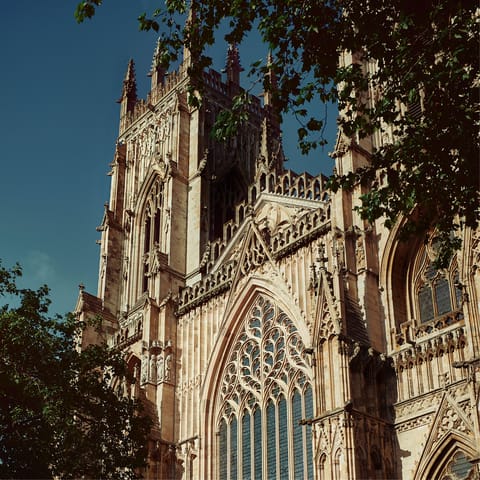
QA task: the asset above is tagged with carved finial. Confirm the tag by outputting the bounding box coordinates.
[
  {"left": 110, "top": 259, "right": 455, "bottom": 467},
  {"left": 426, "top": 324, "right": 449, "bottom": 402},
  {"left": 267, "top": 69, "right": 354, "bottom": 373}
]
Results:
[
  {"left": 118, "top": 59, "right": 137, "bottom": 113},
  {"left": 152, "top": 38, "right": 162, "bottom": 69},
  {"left": 149, "top": 38, "right": 166, "bottom": 87},
  {"left": 124, "top": 59, "right": 137, "bottom": 97}
]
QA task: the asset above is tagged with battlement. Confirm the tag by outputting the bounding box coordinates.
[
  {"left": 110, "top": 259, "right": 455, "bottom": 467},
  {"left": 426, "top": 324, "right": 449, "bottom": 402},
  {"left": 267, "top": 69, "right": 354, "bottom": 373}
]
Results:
[
  {"left": 119, "top": 59, "right": 264, "bottom": 134},
  {"left": 119, "top": 62, "right": 190, "bottom": 133},
  {"left": 249, "top": 169, "right": 329, "bottom": 204},
  {"left": 147, "top": 63, "right": 190, "bottom": 106},
  {"left": 205, "top": 168, "right": 330, "bottom": 271}
]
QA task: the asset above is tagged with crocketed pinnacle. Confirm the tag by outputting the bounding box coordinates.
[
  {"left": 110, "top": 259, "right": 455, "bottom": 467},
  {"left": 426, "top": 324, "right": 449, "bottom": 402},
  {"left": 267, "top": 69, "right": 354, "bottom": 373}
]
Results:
[
  {"left": 149, "top": 38, "right": 166, "bottom": 86},
  {"left": 122, "top": 59, "right": 137, "bottom": 101}
]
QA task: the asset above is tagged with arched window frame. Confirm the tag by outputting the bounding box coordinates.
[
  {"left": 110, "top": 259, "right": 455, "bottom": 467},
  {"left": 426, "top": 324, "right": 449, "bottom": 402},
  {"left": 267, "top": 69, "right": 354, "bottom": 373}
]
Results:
[
  {"left": 409, "top": 239, "right": 462, "bottom": 326},
  {"left": 438, "top": 450, "right": 475, "bottom": 479},
  {"left": 215, "top": 295, "right": 313, "bottom": 480},
  {"left": 139, "top": 179, "right": 163, "bottom": 294}
]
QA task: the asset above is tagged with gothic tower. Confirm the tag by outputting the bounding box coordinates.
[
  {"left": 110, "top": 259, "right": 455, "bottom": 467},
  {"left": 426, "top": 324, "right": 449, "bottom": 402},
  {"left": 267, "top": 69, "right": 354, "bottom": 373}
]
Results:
[{"left": 76, "top": 41, "right": 480, "bottom": 480}]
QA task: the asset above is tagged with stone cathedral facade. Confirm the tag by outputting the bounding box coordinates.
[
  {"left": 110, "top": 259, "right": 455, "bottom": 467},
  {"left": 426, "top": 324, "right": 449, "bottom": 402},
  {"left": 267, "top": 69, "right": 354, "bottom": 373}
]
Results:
[{"left": 76, "top": 42, "right": 480, "bottom": 479}]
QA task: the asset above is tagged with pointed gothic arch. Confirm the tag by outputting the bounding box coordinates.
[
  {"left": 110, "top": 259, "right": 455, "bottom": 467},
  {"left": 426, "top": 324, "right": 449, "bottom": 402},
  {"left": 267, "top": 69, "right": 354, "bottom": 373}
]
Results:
[
  {"left": 200, "top": 281, "right": 314, "bottom": 479},
  {"left": 415, "top": 432, "right": 478, "bottom": 480},
  {"left": 379, "top": 216, "right": 422, "bottom": 336},
  {"left": 413, "top": 390, "right": 480, "bottom": 480},
  {"left": 380, "top": 217, "right": 466, "bottom": 349},
  {"left": 125, "top": 352, "right": 141, "bottom": 398},
  {"left": 409, "top": 241, "right": 463, "bottom": 325},
  {"left": 131, "top": 171, "right": 166, "bottom": 299}
]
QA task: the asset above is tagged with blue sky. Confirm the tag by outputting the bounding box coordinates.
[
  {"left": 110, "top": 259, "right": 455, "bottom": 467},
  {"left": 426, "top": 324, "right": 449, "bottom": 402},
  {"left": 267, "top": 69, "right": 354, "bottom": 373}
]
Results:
[{"left": 0, "top": 1, "right": 336, "bottom": 315}]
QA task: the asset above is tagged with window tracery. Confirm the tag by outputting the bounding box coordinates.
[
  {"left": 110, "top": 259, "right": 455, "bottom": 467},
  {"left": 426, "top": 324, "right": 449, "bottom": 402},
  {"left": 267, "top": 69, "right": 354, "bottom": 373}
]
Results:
[
  {"left": 411, "top": 239, "right": 462, "bottom": 325},
  {"left": 217, "top": 295, "right": 313, "bottom": 479},
  {"left": 439, "top": 450, "right": 475, "bottom": 480}
]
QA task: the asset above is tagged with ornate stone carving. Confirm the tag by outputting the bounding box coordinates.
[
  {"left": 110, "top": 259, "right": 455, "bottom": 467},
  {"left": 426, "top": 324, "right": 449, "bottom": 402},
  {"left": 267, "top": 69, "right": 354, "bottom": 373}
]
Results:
[{"left": 219, "top": 295, "right": 310, "bottom": 415}]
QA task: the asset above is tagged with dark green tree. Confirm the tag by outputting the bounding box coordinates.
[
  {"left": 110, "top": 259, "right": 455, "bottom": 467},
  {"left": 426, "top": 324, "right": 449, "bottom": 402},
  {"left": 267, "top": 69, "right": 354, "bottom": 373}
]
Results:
[
  {"left": 0, "top": 261, "right": 151, "bottom": 479},
  {"left": 76, "top": 0, "right": 479, "bottom": 263}
]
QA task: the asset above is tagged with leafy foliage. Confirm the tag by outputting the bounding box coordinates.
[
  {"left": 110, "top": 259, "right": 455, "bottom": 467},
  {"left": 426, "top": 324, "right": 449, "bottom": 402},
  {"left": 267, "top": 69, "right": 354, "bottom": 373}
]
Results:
[
  {"left": 0, "top": 261, "right": 151, "bottom": 479},
  {"left": 75, "top": 0, "right": 479, "bottom": 263}
]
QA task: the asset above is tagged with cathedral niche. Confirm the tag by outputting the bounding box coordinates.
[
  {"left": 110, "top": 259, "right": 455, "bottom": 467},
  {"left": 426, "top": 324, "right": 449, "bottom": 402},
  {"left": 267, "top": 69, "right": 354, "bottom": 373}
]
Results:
[
  {"left": 215, "top": 295, "right": 313, "bottom": 480},
  {"left": 139, "top": 178, "right": 164, "bottom": 295}
]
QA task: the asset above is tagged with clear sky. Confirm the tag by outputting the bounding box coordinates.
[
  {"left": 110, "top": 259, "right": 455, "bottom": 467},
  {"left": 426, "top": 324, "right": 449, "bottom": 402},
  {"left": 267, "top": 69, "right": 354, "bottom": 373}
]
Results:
[{"left": 0, "top": 1, "right": 336, "bottom": 316}]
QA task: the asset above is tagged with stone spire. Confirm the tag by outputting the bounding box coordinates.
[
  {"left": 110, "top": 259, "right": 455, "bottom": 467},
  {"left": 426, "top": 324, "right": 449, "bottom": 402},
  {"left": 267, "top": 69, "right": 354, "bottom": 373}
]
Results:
[
  {"left": 263, "top": 51, "right": 277, "bottom": 107},
  {"left": 182, "top": 7, "right": 196, "bottom": 67},
  {"left": 118, "top": 59, "right": 137, "bottom": 114},
  {"left": 257, "top": 110, "right": 284, "bottom": 175},
  {"left": 226, "top": 43, "right": 242, "bottom": 86},
  {"left": 258, "top": 52, "right": 283, "bottom": 173},
  {"left": 148, "top": 38, "right": 166, "bottom": 88}
]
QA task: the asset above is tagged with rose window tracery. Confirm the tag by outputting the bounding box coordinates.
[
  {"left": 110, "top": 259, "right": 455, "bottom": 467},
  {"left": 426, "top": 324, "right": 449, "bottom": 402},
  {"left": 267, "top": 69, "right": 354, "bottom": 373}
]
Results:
[{"left": 217, "top": 295, "right": 313, "bottom": 479}]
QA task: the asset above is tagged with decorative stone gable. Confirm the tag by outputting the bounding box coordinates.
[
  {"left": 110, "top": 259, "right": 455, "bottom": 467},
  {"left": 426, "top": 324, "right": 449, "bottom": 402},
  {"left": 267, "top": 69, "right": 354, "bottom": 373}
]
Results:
[
  {"left": 414, "top": 391, "right": 479, "bottom": 479},
  {"left": 177, "top": 194, "right": 329, "bottom": 315}
]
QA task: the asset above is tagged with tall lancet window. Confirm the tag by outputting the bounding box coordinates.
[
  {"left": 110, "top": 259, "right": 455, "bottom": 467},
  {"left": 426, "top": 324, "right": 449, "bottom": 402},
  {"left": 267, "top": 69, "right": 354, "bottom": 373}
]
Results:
[
  {"left": 141, "top": 179, "right": 163, "bottom": 293},
  {"left": 411, "top": 238, "right": 462, "bottom": 325},
  {"left": 217, "top": 295, "right": 313, "bottom": 479}
]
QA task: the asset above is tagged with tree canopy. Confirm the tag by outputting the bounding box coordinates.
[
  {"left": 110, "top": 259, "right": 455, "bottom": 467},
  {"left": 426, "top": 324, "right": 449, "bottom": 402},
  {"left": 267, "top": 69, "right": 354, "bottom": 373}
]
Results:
[
  {"left": 0, "top": 261, "right": 151, "bottom": 479},
  {"left": 76, "top": 0, "right": 479, "bottom": 263}
]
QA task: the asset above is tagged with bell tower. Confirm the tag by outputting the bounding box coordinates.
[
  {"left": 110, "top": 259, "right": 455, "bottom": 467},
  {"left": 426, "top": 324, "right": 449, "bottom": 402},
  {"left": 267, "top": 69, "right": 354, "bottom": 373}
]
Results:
[{"left": 76, "top": 38, "right": 278, "bottom": 477}]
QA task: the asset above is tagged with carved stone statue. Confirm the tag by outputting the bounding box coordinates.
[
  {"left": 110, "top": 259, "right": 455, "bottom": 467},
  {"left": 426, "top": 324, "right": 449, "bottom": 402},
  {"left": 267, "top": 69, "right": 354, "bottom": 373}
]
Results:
[
  {"left": 141, "top": 355, "right": 148, "bottom": 384},
  {"left": 157, "top": 354, "right": 164, "bottom": 383},
  {"left": 149, "top": 355, "right": 156, "bottom": 382},
  {"left": 165, "top": 354, "right": 172, "bottom": 381}
]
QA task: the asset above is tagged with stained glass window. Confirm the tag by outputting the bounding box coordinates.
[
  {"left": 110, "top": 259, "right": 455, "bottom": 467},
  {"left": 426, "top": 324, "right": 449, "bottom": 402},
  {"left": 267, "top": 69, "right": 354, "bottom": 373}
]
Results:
[
  {"left": 435, "top": 277, "right": 452, "bottom": 315},
  {"left": 414, "top": 244, "right": 461, "bottom": 324},
  {"left": 217, "top": 295, "right": 313, "bottom": 479},
  {"left": 253, "top": 408, "right": 262, "bottom": 480},
  {"left": 230, "top": 417, "right": 238, "bottom": 480},
  {"left": 219, "top": 419, "right": 227, "bottom": 480},
  {"left": 419, "top": 285, "right": 434, "bottom": 323},
  {"left": 292, "top": 390, "right": 304, "bottom": 479},
  {"left": 267, "top": 401, "right": 277, "bottom": 478},
  {"left": 278, "top": 396, "right": 288, "bottom": 480},
  {"left": 242, "top": 412, "right": 251, "bottom": 479},
  {"left": 440, "top": 450, "right": 474, "bottom": 479},
  {"left": 305, "top": 386, "right": 314, "bottom": 480}
]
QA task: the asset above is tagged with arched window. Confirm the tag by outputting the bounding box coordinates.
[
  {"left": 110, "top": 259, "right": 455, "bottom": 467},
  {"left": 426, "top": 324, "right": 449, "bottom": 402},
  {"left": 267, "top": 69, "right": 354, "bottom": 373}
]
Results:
[
  {"left": 216, "top": 295, "right": 313, "bottom": 479},
  {"left": 140, "top": 180, "right": 163, "bottom": 293},
  {"left": 298, "top": 178, "right": 305, "bottom": 198},
  {"left": 260, "top": 173, "right": 266, "bottom": 191},
  {"left": 318, "top": 454, "right": 327, "bottom": 480},
  {"left": 268, "top": 175, "right": 275, "bottom": 193},
  {"left": 411, "top": 239, "right": 462, "bottom": 325},
  {"left": 333, "top": 449, "right": 342, "bottom": 480},
  {"left": 238, "top": 205, "right": 244, "bottom": 223},
  {"left": 439, "top": 450, "right": 475, "bottom": 479}
]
